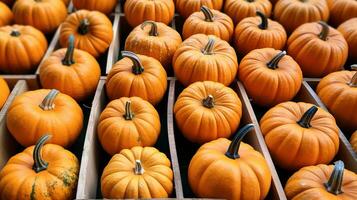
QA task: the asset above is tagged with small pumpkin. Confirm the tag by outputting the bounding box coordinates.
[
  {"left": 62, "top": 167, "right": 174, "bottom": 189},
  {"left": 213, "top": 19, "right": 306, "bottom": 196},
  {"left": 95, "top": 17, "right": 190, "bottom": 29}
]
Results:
[
  {"left": 350, "top": 131, "right": 357, "bottom": 153},
  {"left": 260, "top": 102, "right": 339, "bottom": 170},
  {"left": 0, "top": 76, "right": 10, "bottom": 109},
  {"left": 330, "top": 0, "right": 357, "bottom": 27},
  {"left": 101, "top": 146, "right": 173, "bottom": 198},
  {"left": 73, "top": 0, "right": 117, "bottom": 15},
  {"left": 125, "top": 21, "right": 182, "bottom": 71},
  {"left": 338, "top": 18, "right": 357, "bottom": 62},
  {"left": 234, "top": 11, "right": 287, "bottom": 56},
  {"left": 173, "top": 34, "right": 238, "bottom": 86},
  {"left": 174, "top": 81, "right": 242, "bottom": 144},
  {"left": 182, "top": 6, "right": 234, "bottom": 42},
  {"left": 0, "top": 25, "right": 48, "bottom": 74},
  {"left": 285, "top": 160, "right": 357, "bottom": 200},
  {"left": 288, "top": 21, "right": 348, "bottom": 78},
  {"left": 176, "top": 0, "right": 223, "bottom": 19},
  {"left": 6, "top": 89, "right": 83, "bottom": 147},
  {"left": 106, "top": 51, "right": 167, "bottom": 105},
  {"left": 188, "top": 124, "right": 272, "bottom": 200},
  {"left": 40, "top": 35, "right": 101, "bottom": 102},
  {"left": 59, "top": 10, "right": 113, "bottom": 58},
  {"left": 124, "top": 0, "right": 175, "bottom": 27},
  {"left": 0, "top": 1, "right": 12, "bottom": 26},
  {"left": 97, "top": 97, "right": 161, "bottom": 156}
]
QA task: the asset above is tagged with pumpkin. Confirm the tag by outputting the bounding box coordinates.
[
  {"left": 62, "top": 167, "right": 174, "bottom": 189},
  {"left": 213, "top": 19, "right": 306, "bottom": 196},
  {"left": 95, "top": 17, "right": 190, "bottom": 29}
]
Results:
[
  {"left": 101, "top": 146, "right": 173, "bottom": 198},
  {"left": 0, "top": 1, "right": 12, "bottom": 26},
  {"left": 350, "top": 131, "right": 357, "bottom": 153},
  {"left": 188, "top": 124, "right": 272, "bottom": 200},
  {"left": 285, "top": 160, "right": 357, "bottom": 200},
  {"left": 124, "top": 0, "right": 175, "bottom": 27},
  {"left": 274, "top": 0, "right": 329, "bottom": 34},
  {"left": 338, "top": 18, "right": 357, "bottom": 62},
  {"left": 39, "top": 35, "right": 101, "bottom": 102},
  {"left": 0, "top": 135, "right": 79, "bottom": 200},
  {"left": 224, "top": 0, "right": 272, "bottom": 25},
  {"left": 174, "top": 81, "right": 242, "bottom": 144},
  {"left": 182, "top": 6, "right": 234, "bottom": 42},
  {"left": 0, "top": 77, "right": 10, "bottom": 109},
  {"left": 234, "top": 11, "right": 287, "bottom": 56},
  {"left": 176, "top": 0, "right": 223, "bottom": 19},
  {"left": 0, "top": 25, "right": 48, "bottom": 74},
  {"left": 13, "top": 0, "right": 67, "bottom": 34},
  {"left": 125, "top": 21, "right": 181, "bottom": 71},
  {"left": 97, "top": 97, "right": 161, "bottom": 155},
  {"left": 6, "top": 89, "right": 83, "bottom": 147},
  {"left": 59, "top": 10, "right": 113, "bottom": 58},
  {"left": 173, "top": 34, "right": 238, "bottom": 86},
  {"left": 73, "top": 0, "right": 117, "bottom": 14},
  {"left": 330, "top": 0, "right": 357, "bottom": 27},
  {"left": 260, "top": 102, "right": 339, "bottom": 170},
  {"left": 106, "top": 51, "right": 167, "bottom": 105},
  {"left": 288, "top": 21, "right": 348, "bottom": 78}
]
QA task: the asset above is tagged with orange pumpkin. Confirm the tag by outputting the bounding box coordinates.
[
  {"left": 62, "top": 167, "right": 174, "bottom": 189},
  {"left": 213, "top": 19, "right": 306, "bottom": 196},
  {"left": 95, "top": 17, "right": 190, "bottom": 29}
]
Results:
[
  {"left": 288, "top": 21, "right": 348, "bottom": 78},
  {"left": 330, "top": 0, "right": 357, "bottom": 27},
  {"left": 125, "top": 21, "right": 182, "bottom": 71},
  {"left": 350, "top": 131, "right": 357, "bottom": 153},
  {"left": 0, "top": 25, "right": 48, "bottom": 74},
  {"left": 0, "top": 1, "right": 12, "bottom": 26},
  {"left": 6, "top": 89, "right": 83, "bottom": 147},
  {"left": 73, "top": 0, "right": 117, "bottom": 14},
  {"left": 106, "top": 51, "right": 167, "bottom": 105},
  {"left": 59, "top": 10, "right": 113, "bottom": 58},
  {"left": 338, "top": 18, "right": 357, "bottom": 62},
  {"left": 234, "top": 11, "right": 287, "bottom": 56},
  {"left": 0, "top": 77, "right": 9, "bottom": 109},
  {"left": 239, "top": 49, "right": 302, "bottom": 107},
  {"left": 260, "top": 102, "right": 339, "bottom": 170},
  {"left": 124, "top": 0, "right": 175, "bottom": 27},
  {"left": 188, "top": 124, "right": 272, "bottom": 200},
  {"left": 173, "top": 34, "right": 238, "bottom": 86},
  {"left": 176, "top": 0, "right": 223, "bottom": 19},
  {"left": 285, "top": 160, "right": 357, "bottom": 200},
  {"left": 39, "top": 35, "right": 101, "bottom": 102},
  {"left": 174, "top": 81, "right": 242, "bottom": 144},
  {"left": 98, "top": 97, "right": 161, "bottom": 156}
]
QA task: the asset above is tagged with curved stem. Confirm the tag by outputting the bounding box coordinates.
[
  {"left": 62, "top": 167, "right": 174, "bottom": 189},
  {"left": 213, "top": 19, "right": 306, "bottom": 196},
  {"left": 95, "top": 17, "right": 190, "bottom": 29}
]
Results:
[
  {"left": 33, "top": 135, "right": 51, "bottom": 173},
  {"left": 202, "top": 37, "right": 215, "bottom": 55},
  {"left": 202, "top": 95, "right": 214, "bottom": 108},
  {"left": 318, "top": 21, "right": 329, "bottom": 41},
  {"left": 349, "top": 64, "right": 357, "bottom": 87},
  {"left": 39, "top": 89, "right": 59, "bottom": 111},
  {"left": 225, "top": 124, "right": 254, "bottom": 159},
  {"left": 267, "top": 51, "right": 286, "bottom": 69},
  {"left": 141, "top": 21, "right": 158, "bottom": 36},
  {"left": 78, "top": 18, "right": 90, "bottom": 35},
  {"left": 121, "top": 51, "right": 144, "bottom": 75},
  {"left": 256, "top": 11, "right": 268, "bottom": 30},
  {"left": 201, "top": 6, "right": 214, "bottom": 22},
  {"left": 297, "top": 106, "right": 318, "bottom": 128},
  {"left": 134, "top": 160, "right": 144, "bottom": 175},
  {"left": 324, "top": 160, "right": 344, "bottom": 195},
  {"left": 123, "top": 100, "right": 134, "bottom": 120},
  {"left": 62, "top": 35, "right": 75, "bottom": 66},
  {"left": 10, "top": 29, "right": 21, "bottom": 37}
]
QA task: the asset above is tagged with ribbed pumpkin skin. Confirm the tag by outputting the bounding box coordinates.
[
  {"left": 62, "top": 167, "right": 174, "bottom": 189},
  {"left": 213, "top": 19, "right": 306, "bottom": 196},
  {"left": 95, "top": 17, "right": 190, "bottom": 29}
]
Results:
[
  {"left": 0, "top": 1, "right": 12, "bottom": 26},
  {"left": 260, "top": 102, "right": 339, "bottom": 170},
  {"left": 330, "top": 0, "right": 357, "bottom": 27},
  {"left": 101, "top": 146, "right": 173, "bottom": 198},
  {"left": 338, "top": 18, "right": 357, "bottom": 62},
  {"left": 73, "top": 0, "right": 117, "bottom": 14},
  {"left": 0, "top": 77, "right": 9, "bottom": 109},
  {"left": 176, "top": 0, "right": 223, "bottom": 18},
  {"left": 0, "top": 25, "right": 48, "bottom": 74},
  {"left": 350, "top": 131, "right": 357, "bottom": 153}
]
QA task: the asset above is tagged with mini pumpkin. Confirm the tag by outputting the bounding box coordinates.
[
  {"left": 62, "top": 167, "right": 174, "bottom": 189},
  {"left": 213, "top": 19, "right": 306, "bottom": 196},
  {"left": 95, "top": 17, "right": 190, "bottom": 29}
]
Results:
[
  {"left": 176, "top": 0, "right": 223, "bottom": 19},
  {"left": 260, "top": 102, "right": 339, "bottom": 170},
  {"left": 125, "top": 21, "right": 182, "bottom": 71},
  {"left": 350, "top": 131, "right": 357, "bottom": 153},
  {"left": 106, "top": 51, "right": 167, "bottom": 105},
  {"left": 174, "top": 81, "right": 242, "bottom": 144},
  {"left": 188, "top": 124, "right": 272, "bottom": 200},
  {"left": 338, "top": 18, "right": 357, "bottom": 62},
  {"left": 60, "top": 10, "right": 113, "bottom": 58},
  {"left": 73, "top": 0, "right": 117, "bottom": 14},
  {"left": 0, "top": 25, "right": 48, "bottom": 74},
  {"left": 0, "top": 1, "right": 12, "bottom": 26},
  {"left": 330, "top": 0, "right": 357, "bottom": 27},
  {"left": 6, "top": 89, "right": 83, "bottom": 147},
  {"left": 0, "top": 77, "right": 9, "bottom": 109},
  {"left": 288, "top": 21, "right": 348, "bottom": 78}
]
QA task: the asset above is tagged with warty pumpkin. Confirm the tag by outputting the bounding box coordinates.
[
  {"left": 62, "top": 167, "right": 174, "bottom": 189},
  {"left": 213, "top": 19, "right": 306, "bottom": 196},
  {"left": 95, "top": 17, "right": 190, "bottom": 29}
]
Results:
[
  {"left": 73, "top": 0, "right": 117, "bottom": 15},
  {"left": 106, "top": 51, "right": 167, "bottom": 105},
  {"left": 174, "top": 81, "right": 242, "bottom": 144},
  {"left": 39, "top": 35, "right": 101, "bottom": 102},
  {"left": 239, "top": 49, "right": 302, "bottom": 107},
  {"left": 288, "top": 21, "right": 348, "bottom": 78},
  {"left": 60, "top": 10, "right": 113, "bottom": 58},
  {"left": 338, "top": 18, "right": 357, "bottom": 62},
  {"left": 101, "top": 146, "right": 173, "bottom": 198},
  {"left": 260, "top": 102, "right": 339, "bottom": 170},
  {"left": 0, "top": 77, "right": 9, "bottom": 110},
  {"left": 188, "top": 124, "right": 272, "bottom": 200},
  {"left": 6, "top": 89, "right": 83, "bottom": 147},
  {"left": 0, "top": 25, "right": 48, "bottom": 74},
  {"left": 285, "top": 160, "right": 357, "bottom": 200},
  {"left": 176, "top": 0, "right": 223, "bottom": 19},
  {"left": 125, "top": 21, "right": 182, "bottom": 71},
  {"left": 330, "top": 0, "right": 357, "bottom": 27},
  {"left": 0, "top": 1, "right": 12, "bottom": 27},
  {"left": 350, "top": 131, "right": 357, "bottom": 153}
]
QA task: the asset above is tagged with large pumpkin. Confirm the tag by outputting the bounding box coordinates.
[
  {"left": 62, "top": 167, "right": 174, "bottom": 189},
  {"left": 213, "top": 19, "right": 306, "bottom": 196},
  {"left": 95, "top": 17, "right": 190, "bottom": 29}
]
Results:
[
  {"left": 125, "top": 21, "right": 182, "bottom": 71},
  {"left": 173, "top": 34, "right": 238, "bottom": 86},
  {"left": 260, "top": 102, "right": 339, "bottom": 170},
  {"left": 350, "top": 131, "right": 357, "bottom": 153},
  {"left": 59, "top": 10, "right": 113, "bottom": 58},
  {"left": 73, "top": 0, "right": 117, "bottom": 14},
  {"left": 0, "top": 25, "right": 48, "bottom": 74},
  {"left": 174, "top": 81, "right": 242, "bottom": 144},
  {"left": 239, "top": 49, "right": 302, "bottom": 107},
  {"left": 338, "top": 18, "right": 357, "bottom": 62},
  {"left": 13, "top": 0, "right": 67, "bottom": 34},
  {"left": 176, "top": 0, "right": 223, "bottom": 19},
  {"left": 0, "top": 1, "right": 12, "bottom": 26},
  {"left": 288, "top": 21, "right": 348, "bottom": 78},
  {"left": 188, "top": 124, "right": 272, "bottom": 200},
  {"left": 39, "top": 35, "right": 101, "bottom": 102},
  {"left": 285, "top": 160, "right": 357, "bottom": 200},
  {"left": 0, "top": 77, "right": 9, "bottom": 109},
  {"left": 106, "top": 51, "right": 167, "bottom": 105},
  {"left": 101, "top": 146, "right": 173, "bottom": 198},
  {"left": 330, "top": 0, "right": 357, "bottom": 27},
  {"left": 6, "top": 89, "right": 83, "bottom": 147}
]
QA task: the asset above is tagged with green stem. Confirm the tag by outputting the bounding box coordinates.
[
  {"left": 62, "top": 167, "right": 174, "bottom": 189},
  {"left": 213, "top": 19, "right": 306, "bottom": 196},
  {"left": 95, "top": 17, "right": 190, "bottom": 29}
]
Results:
[
  {"left": 202, "top": 95, "right": 214, "bottom": 108},
  {"left": 324, "top": 160, "right": 344, "bottom": 195},
  {"left": 318, "top": 21, "right": 329, "bottom": 41},
  {"left": 134, "top": 160, "right": 144, "bottom": 175},
  {"left": 350, "top": 64, "right": 357, "bottom": 87},
  {"left": 267, "top": 51, "right": 286, "bottom": 69},
  {"left": 202, "top": 37, "right": 215, "bottom": 55},
  {"left": 78, "top": 18, "right": 90, "bottom": 35},
  {"left": 226, "top": 124, "right": 254, "bottom": 159},
  {"left": 256, "top": 11, "right": 268, "bottom": 30},
  {"left": 121, "top": 51, "right": 144, "bottom": 75},
  {"left": 201, "top": 6, "right": 214, "bottom": 22},
  {"left": 141, "top": 21, "right": 158, "bottom": 36},
  {"left": 10, "top": 29, "right": 21, "bottom": 37},
  {"left": 33, "top": 135, "right": 51, "bottom": 173},
  {"left": 297, "top": 106, "right": 318, "bottom": 128},
  {"left": 62, "top": 35, "right": 75, "bottom": 66},
  {"left": 39, "top": 89, "right": 59, "bottom": 111},
  {"left": 123, "top": 100, "right": 134, "bottom": 120}
]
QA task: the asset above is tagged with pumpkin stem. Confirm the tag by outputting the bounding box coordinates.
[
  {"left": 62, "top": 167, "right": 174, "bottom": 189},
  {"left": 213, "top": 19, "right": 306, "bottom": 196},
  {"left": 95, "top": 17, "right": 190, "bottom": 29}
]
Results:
[
  {"left": 134, "top": 160, "right": 144, "bottom": 175},
  {"left": 33, "top": 135, "right": 51, "bottom": 173},
  {"left": 349, "top": 64, "right": 357, "bottom": 87},
  {"left": 141, "top": 21, "right": 158, "bottom": 36},
  {"left": 267, "top": 51, "right": 286, "bottom": 69},
  {"left": 324, "top": 160, "right": 344, "bottom": 195},
  {"left": 121, "top": 51, "right": 144, "bottom": 75},
  {"left": 10, "top": 29, "right": 21, "bottom": 37},
  {"left": 202, "top": 37, "right": 215, "bottom": 55},
  {"left": 225, "top": 124, "right": 254, "bottom": 159},
  {"left": 78, "top": 18, "right": 90, "bottom": 35},
  {"left": 245, "top": 0, "right": 255, "bottom": 2},
  {"left": 201, "top": 6, "right": 214, "bottom": 22},
  {"left": 62, "top": 35, "right": 75, "bottom": 66},
  {"left": 297, "top": 106, "right": 318, "bottom": 128},
  {"left": 39, "top": 89, "right": 59, "bottom": 111},
  {"left": 123, "top": 100, "right": 134, "bottom": 120},
  {"left": 256, "top": 11, "right": 268, "bottom": 30},
  {"left": 202, "top": 95, "right": 215, "bottom": 108},
  {"left": 318, "top": 21, "right": 329, "bottom": 41}
]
